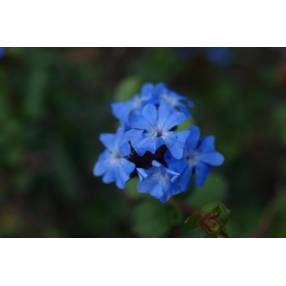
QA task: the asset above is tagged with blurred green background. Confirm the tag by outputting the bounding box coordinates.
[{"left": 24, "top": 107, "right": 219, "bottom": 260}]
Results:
[{"left": 1, "top": 47, "right": 286, "bottom": 237}]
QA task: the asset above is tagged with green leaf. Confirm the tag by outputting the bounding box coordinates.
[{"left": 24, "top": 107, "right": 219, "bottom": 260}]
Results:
[
  {"left": 114, "top": 76, "right": 142, "bottom": 101},
  {"left": 132, "top": 201, "right": 182, "bottom": 237},
  {"left": 177, "top": 117, "right": 194, "bottom": 131},
  {"left": 125, "top": 178, "right": 142, "bottom": 199},
  {"left": 188, "top": 173, "right": 228, "bottom": 208},
  {"left": 24, "top": 65, "right": 49, "bottom": 119}
]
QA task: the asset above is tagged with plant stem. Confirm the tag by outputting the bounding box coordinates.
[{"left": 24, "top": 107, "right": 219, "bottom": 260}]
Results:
[{"left": 169, "top": 198, "right": 198, "bottom": 215}]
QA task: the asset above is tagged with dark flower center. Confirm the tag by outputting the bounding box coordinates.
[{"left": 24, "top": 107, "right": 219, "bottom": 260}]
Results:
[{"left": 127, "top": 145, "right": 167, "bottom": 169}]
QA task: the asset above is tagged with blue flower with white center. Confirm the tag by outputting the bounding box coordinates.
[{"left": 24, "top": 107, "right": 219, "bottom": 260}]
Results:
[
  {"left": 139, "top": 83, "right": 193, "bottom": 117},
  {"left": 153, "top": 83, "right": 194, "bottom": 116},
  {"left": 127, "top": 102, "right": 189, "bottom": 159},
  {"left": 112, "top": 95, "right": 143, "bottom": 125},
  {"left": 137, "top": 161, "right": 180, "bottom": 202},
  {"left": 93, "top": 127, "right": 135, "bottom": 189},
  {"left": 111, "top": 83, "right": 157, "bottom": 126},
  {"left": 112, "top": 83, "right": 193, "bottom": 125},
  {"left": 166, "top": 126, "right": 224, "bottom": 191}
]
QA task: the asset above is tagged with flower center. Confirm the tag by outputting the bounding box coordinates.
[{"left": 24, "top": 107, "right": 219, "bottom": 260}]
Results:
[
  {"left": 161, "top": 93, "right": 177, "bottom": 106},
  {"left": 110, "top": 150, "right": 121, "bottom": 164},
  {"left": 149, "top": 127, "right": 164, "bottom": 138},
  {"left": 154, "top": 170, "right": 169, "bottom": 185},
  {"left": 186, "top": 152, "right": 200, "bottom": 166}
]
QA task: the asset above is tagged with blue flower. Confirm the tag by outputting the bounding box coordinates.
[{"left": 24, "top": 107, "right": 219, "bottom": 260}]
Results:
[
  {"left": 137, "top": 161, "right": 180, "bottom": 202},
  {"left": 93, "top": 128, "right": 135, "bottom": 189},
  {"left": 111, "top": 83, "right": 157, "bottom": 126},
  {"left": 0, "top": 48, "right": 5, "bottom": 59},
  {"left": 112, "top": 83, "right": 193, "bottom": 125},
  {"left": 112, "top": 95, "right": 145, "bottom": 126},
  {"left": 141, "top": 83, "right": 194, "bottom": 116},
  {"left": 127, "top": 102, "right": 189, "bottom": 159},
  {"left": 166, "top": 126, "right": 224, "bottom": 191}
]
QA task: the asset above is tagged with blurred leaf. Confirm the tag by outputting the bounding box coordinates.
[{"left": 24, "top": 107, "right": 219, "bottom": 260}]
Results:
[
  {"left": 273, "top": 103, "right": 286, "bottom": 144},
  {"left": 133, "top": 201, "right": 182, "bottom": 237},
  {"left": 24, "top": 64, "right": 49, "bottom": 119},
  {"left": 125, "top": 178, "right": 142, "bottom": 199},
  {"left": 114, "top": 76, "right": 142, "bottom": 101},
  {"left": 188, "top": 173, "right": 228, "bottom": 208},
  {"left": 185, "top": 213, "right": 201, "bottom": 229},
  {"left": 177, "top": 117, "right": 194, "bottom": 131},
  {"left": 134, "top": 49, "right": 181, "bottom": 81},
  {"left": 51, "top": 141, "right": 80, "bottom": 200}
]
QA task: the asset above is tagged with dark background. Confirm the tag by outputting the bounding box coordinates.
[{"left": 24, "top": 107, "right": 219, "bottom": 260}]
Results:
[{"left": 1, "top": 47, "right": 286, "bottom": 237}]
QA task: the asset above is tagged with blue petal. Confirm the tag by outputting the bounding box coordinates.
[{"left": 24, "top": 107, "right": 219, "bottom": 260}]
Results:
[
  {"left": 195, "top": 163, "right": 211, "bottom": 187},
  {"left": 158, "top": 102, "right": 172, "bottom": 127},
  {"left": 141, "top": 84, "right": 159, "bottom": 104},
  {"left": 93, "top": 156, "right": 110, "bottom": 176},
  {"left": 164, "top": 134, "right": 182, "bottom": 159},
  {"left": 178, "top": 103, "right": 191, "bottom": 117},
  {"left": 103, "top": 170, "right": 115, "bottom": 184},
  {"left": 115, "top": 159, "right": 135, "bottom": 189},
  {"left": 138, "top": 176, "right": 168, "bottom": 202},
  {"left": 167, "top": 169, "right": 180, "bottom": 182},
  {"left": 150, "top": 184, "right": 167, "bottom": 202},
  {"left": 154, "top": 83, "right": 168, "bottom": 95},
  {"left": 119, "top": 141, "right": 131, "bottom": 157},
  {"left": 141, "top": 83, "right": 154, "bottom": 97},
  {"left": 165, "top": 152, "right": 188, "bottom": 174},
  {"left": 138, "top": 175, "right": 159, "bottom": 194},
  {"left": 174, "top": 167, "right": 193, "bottom": 194},
  {"left": 137, "top": 168, "right": 148, "bottom": 181},
  {"left": 199, "top": 136, "right": 215, "bottom": 152},
  {"left": 164, "top": 131, "right": 189, "bottom": 159},
  {"left": 176, "top": 130, "right": 190, "bottom": 144},
  {"left": 125, "top": 129, "right": 144, "bottom": 142},
  {"left": 100, "top": 133, "right": 116, "bottom": 151},
  {"left": 133, "top": 136, "right": 163, "bottom": 156},
  {"left": 200, "top": 152, "right": 224, "bottom": 166},
  {"left": 115, "top": 128, "right": 128, "bottom": 146},
  {"left": 121, "top": 158, "right": 136, "bottom": 174},
  {"left": 185, "top": 126, "right": 200, "bottom": 152},
  {"left": 129, "top": 113, "right": 152, "bottom": 131},
  {"left": 111, "top": 101, "right": 132, "bottom": 123},
  {"left": 142, "top": 104, "right": 158, "bottom": 126},
  {"left": 162, "top": 109, "right": 186, "bottom": 130},
  {"left": 152, "top": 160, "right": 162, "bottom": 168}
]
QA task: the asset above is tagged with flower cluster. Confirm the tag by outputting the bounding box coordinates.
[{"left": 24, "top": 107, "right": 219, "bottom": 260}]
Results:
[{"left": 93, "top": 83, "right": 224, "bottom": 202}]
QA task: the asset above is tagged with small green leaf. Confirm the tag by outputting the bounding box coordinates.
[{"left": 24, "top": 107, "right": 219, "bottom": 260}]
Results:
[
  {"left": 177, "top": 117, "right": 194, "bottom": 131},
  {"left": 114, "top": 76, "right": 142, "bottom": 101}
]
